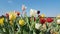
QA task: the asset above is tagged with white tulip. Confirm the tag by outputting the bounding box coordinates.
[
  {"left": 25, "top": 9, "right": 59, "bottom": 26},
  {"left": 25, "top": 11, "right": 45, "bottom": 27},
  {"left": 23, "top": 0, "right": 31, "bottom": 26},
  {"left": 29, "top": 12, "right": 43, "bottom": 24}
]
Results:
[
  {"left": 22, "top": 5, "right": 27, "bottom": 11},
  {"left": 30, "top": 9, "right": 37, "bottom": 17},
  {"left": 57, "top": 19, "right": 60, "bottom": 24},
  {"left": 35, "top": 23, "right": 41, "bottom": 29}
]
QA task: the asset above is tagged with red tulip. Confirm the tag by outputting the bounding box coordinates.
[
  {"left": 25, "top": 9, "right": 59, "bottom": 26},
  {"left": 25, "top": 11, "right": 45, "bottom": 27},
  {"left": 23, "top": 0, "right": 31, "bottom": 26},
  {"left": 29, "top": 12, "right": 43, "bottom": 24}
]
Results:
[
  {"left": 17, "top": 12, "right": 20, "bottom": 16},
  {"left": 46, "top": 17, "right": 53, "bottom": 23},
  {"left": 5, "top": 13, "right": 9, "bottom": 18},
  {"left": 15, "top": 12, "right": 20, "bottom": 16},
  {"left": 40, "top": 18, "right": 46, "bottom": 24}
]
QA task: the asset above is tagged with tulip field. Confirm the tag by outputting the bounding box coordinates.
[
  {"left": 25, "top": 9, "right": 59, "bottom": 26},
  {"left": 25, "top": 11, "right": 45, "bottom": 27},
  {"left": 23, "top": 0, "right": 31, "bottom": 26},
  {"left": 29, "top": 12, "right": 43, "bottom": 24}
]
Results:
[
  {"left": 0, "top": 11, "right": 60, "bottom": 34},
  {"left": 0, "top": 7, "right": 60, "bottom": 34}
]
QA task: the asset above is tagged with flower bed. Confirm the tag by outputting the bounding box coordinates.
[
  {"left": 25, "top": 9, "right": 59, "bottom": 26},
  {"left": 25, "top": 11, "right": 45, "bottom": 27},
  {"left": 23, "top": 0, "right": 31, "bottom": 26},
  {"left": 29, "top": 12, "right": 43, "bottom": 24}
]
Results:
[{"left": 0, "top": 8, "right": 60, "bottom": 34}]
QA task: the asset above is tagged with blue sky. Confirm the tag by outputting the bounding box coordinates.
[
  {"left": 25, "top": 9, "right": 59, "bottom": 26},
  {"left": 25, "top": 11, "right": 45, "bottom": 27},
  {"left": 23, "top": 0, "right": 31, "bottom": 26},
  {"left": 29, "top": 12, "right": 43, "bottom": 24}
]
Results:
[{"left": 0, "top": 0, "right": 60, "bottom": 17}]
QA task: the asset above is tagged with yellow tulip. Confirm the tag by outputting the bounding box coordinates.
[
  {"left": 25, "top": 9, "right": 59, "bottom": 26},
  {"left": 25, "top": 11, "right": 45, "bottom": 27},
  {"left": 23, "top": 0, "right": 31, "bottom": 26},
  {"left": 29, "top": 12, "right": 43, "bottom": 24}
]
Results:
[
  {"left": 19, "top": 19, "right": 25, "bottom": 26},
  {"left": 41, "top": 14, "right": 45, "bottom": 17},
  {"left": 9, "top": 12, "right": 17, "bottom": 20},
  {"left": 0, "top": 18, "right": 4, "bottom": 26}
]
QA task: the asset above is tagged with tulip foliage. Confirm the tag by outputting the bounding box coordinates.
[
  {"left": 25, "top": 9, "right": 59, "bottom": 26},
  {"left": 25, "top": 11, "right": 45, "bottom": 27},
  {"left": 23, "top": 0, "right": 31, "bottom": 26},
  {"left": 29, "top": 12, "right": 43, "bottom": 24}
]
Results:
[{"left": 0, "top": 10, "right": 60, "bottom": 34}]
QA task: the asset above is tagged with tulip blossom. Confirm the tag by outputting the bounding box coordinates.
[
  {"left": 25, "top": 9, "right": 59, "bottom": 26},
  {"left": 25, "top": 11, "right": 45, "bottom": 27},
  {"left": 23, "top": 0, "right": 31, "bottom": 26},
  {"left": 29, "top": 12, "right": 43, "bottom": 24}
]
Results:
[
  {"left": 15, "top": 11, "right": 20, "bottom": 16},
  {"left": 46, "top": 17, "right": 53, "bottom": 23},
  {"left": 40, "top": 14, "right": 45, "bottom": 18},
  {"left": 57, "top": 19, "right": 60, "bottom": 24},
  {"left": 30, "top": 9, "right": 37, "bottom": 17},
  {"left": 37, "top": 10, "right": 40, "bottom": 14},
  {"left": 9, "top": 12, "right": 17, "bottom": 20},
  {"left": 22, "top": 5, "right": 27, "bottom": 11},
  {"left": 40, "top": 18, "right": 46, "bottom": 24},
  {"left": 35, "top": 23, "right": 41, "bottom": 29},
  {"left": 0, "top": 18, "right": 4, "bottom": 26},
  {"left": 19, "top": 19, "right": 25, "bottom": 26}
]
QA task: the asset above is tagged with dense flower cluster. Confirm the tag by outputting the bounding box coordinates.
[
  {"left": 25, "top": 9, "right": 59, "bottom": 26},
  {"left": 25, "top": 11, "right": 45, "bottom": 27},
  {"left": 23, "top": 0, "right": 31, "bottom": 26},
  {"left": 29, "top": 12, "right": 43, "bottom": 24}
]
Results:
[{"left": 0, "top": 5, "right": 60, "bottom": 34}]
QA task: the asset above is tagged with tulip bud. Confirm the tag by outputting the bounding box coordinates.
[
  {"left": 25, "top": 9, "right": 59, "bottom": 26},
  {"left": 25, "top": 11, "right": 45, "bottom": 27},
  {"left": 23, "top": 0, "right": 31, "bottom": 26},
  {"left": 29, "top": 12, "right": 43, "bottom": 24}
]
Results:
[
  {"left": 15, "top": 11, "right": 20, "bottom": 16},
  {"left": 41, "top": 14, "right": 45, "bottom": 18},
  {"left": 22, "top": 5, "right": 27, "bottom": 11},
  {"left": 19, "top": 19, "right": 25, "bottom": 26},
  {"left": 37, "top": 10, "right": 40, "bottom": 14}
]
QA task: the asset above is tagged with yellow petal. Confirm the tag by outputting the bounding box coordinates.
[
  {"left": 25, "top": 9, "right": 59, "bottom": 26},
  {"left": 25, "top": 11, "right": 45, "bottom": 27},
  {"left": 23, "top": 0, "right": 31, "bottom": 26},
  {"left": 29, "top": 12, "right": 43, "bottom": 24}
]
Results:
[
  {"left": 0, "top": 18, "right": 4, "bottom": 26},
  {"left": 41, "top": 14, "right": 45, "bottom": 17},
  {"left": 9, "top": 12, "right": 16, "bottom": 20},
  {"left": 19, "top": 19, "right": 25, "bottom": 26}
]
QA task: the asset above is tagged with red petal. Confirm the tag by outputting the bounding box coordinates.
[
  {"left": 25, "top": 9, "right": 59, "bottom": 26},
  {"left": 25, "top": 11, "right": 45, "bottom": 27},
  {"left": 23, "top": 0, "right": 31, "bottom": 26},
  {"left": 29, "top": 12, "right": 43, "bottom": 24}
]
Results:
[
  {"left": 15, "top": 11, "right": 20, "bottom": 16},
  {"left": 46, "top": 17, "right": 53, "bottom": 23},
  {"left": 40, "top": 18, "right": 46, "bottom": 24}
]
